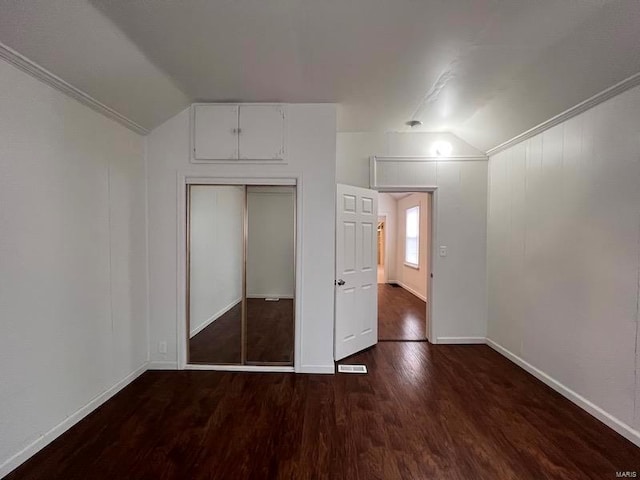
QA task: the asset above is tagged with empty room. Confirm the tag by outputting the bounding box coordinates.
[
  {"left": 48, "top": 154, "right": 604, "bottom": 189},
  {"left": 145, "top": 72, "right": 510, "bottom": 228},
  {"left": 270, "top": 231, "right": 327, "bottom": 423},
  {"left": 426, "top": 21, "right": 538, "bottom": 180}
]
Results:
[{"left": 1, "top": 1, "right": 640, "bottom": 478}]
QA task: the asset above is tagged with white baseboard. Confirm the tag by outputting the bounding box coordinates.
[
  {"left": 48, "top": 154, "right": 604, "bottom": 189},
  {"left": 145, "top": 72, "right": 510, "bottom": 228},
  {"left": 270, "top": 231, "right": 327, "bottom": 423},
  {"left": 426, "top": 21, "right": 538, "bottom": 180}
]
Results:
[
  {"left": 246, "top": 294, "right": 294, "bottom": 299},
  {"left": 396, "top": 282, "right": 427, "bottom": 302},
  {"left": 189, "top": 297, "right": 241, "bottom": 338},
  {"left": 486, "top": 338, "right": 640, "bottom": 448},
  {"left": 147, "top": 360, "right": 178, "bottom": 370},
  {"left": 185, "top": 364, "right": 294, "bottom": 372},
  {"left": 299, "top": 365, "right": 335, "bottom": 374},
  {"left": 0, "top": 362, "right": 148, "bottom": 478},
  {"left": 436, "top": 336, "right": 486, "bottom": 344}
]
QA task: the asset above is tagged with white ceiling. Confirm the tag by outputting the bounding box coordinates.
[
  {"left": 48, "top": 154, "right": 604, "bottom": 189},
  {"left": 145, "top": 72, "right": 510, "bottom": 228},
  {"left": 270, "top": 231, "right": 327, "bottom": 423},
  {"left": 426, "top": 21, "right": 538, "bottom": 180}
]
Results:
[{"left": 2, "top": 0, "right": 640, "bottom": 151}]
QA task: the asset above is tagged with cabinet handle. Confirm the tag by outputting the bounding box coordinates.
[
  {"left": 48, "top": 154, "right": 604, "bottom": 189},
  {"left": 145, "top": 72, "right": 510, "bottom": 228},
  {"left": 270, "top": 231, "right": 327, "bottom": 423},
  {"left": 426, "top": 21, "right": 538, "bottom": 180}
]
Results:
[
  {"left": 232, "top": 128, "right": 237, "bottom": 134},
  {"left": 237, "top": 128, "right": 242, "bottom": 134}
]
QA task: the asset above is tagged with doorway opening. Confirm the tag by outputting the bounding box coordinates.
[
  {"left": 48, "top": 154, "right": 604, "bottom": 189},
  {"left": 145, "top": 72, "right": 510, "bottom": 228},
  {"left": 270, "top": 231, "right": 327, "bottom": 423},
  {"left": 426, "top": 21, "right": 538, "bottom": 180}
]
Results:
[
  {"left": 377, "top": 192, "right": 433, "bottom": 342},
  {"left": 377, "top": 218, "right": 386, "bottom": 283}
]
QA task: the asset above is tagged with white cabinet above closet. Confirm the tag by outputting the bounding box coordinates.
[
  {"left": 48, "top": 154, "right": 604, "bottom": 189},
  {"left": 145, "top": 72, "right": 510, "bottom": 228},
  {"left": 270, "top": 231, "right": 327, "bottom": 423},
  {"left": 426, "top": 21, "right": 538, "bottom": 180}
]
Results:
[
  {"left": 193, "top": 105, "right": 238, "bottom": 160},
  {"left": 191, "top": 104, "right": 286, "bottom": 162}
]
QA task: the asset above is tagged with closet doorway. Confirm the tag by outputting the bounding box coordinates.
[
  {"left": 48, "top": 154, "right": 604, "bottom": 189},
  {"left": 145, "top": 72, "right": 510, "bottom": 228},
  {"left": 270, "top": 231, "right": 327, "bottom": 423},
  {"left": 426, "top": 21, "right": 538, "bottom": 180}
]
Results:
[{"left": 186, "top": 184, "right": 296, "bottom": 367}]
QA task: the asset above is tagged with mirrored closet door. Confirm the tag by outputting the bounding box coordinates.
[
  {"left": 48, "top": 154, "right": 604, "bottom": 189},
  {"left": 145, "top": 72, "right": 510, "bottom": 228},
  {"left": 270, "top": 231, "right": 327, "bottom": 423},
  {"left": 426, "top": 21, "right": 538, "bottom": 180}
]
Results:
[
  {"left": 246, "top": 186, "right": 295, "bottom": 365},
  {"left": 187, "top": 184, "right": 295, "bottom": 366}
]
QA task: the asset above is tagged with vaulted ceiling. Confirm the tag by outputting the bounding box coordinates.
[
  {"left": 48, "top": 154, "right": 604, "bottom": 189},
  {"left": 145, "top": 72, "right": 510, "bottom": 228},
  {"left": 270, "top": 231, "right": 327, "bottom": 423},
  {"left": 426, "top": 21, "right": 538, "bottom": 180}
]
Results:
[{"left": 1, "top": 0, "right": 640, "bottom": 151}]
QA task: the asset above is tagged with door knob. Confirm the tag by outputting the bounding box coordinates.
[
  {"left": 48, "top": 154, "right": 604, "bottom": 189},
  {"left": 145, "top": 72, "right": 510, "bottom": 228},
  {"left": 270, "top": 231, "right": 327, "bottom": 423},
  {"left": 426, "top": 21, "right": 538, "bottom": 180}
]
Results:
[{"left": 336, "top": 279, "right": 346, "bottom": 286}]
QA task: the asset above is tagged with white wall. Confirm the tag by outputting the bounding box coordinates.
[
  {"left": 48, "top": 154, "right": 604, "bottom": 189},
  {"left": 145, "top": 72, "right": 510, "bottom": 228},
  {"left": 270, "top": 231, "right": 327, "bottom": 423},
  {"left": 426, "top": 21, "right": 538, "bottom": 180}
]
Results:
[
  {"left": 147, "top": 104, "right": 337, "bottom": 373},
  {"left": 247, "top": 187, "right": 295, "bottom": 298},
  {"left": 395, "top": 193, "right": 430, "bottom": 301},
  {"left": 487, "top": 85, "right": 640, "bottom": 443},
  {"left": 0, "top": 59, "right": 147, "bottom": 476},
  {"left": 189, "top": 186, "right": 244, "bottom": 337},
  {"left": 338, "top": 133, "right": 488, "bottom": 343},
  {"left": 378, "top": 193, "right": 397, "bottom": 282}
]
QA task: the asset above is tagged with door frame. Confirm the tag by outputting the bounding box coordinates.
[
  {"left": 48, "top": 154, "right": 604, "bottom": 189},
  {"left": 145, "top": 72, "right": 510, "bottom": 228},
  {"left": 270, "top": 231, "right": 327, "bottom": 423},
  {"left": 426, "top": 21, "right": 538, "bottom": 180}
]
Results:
[
  {"left": 377, "top": 214, "right": 388, "bottom": 284},
  {"left": 176, "top": 173, "right": 303, "bottom": 372},
  {"left": 374, "top": 187, "right": 436, "bottom": 342}
]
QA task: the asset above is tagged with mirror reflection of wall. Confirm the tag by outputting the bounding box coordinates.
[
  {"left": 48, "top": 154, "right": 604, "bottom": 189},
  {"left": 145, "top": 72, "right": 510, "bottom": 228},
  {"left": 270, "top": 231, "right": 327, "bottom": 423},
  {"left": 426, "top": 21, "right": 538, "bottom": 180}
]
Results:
[
  {"left": 187, "top": 184, "right": 296, "bottom": 367},
  {"left": 246, "top": 186, "right": 295, "bottom": 365},
  {"left": 188, "top": 185, "right": 244, "bottom": 364}
]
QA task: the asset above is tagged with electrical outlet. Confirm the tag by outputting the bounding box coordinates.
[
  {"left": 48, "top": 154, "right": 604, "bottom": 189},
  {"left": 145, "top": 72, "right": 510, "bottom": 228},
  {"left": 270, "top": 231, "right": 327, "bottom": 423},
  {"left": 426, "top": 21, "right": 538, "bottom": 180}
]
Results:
[
  {"left": 439, "top": 246, "right": 448, "bottom": 257},
  {"left": 158, "top": 341, "right": 167, "bottom": 354}
]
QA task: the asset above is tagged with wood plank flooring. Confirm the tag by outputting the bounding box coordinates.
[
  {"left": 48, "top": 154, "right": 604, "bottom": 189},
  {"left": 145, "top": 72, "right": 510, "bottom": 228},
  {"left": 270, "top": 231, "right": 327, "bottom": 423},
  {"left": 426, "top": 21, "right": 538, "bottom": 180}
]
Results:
[
  {"left": 6, "top": 342, "right": 639, "bottom": 479},
  {"left": 378, "top": 283, "right": 426, "bottom": 340},
  {"left": 189, "top": 299, "right": 294, "bottom": 365}
]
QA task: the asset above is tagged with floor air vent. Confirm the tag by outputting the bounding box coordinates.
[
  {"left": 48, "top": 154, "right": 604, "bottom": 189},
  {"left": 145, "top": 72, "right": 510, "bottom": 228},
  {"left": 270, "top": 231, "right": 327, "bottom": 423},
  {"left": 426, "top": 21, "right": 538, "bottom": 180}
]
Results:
[{"left": 338, "top": 364, "right": 368, "bottom": 374}]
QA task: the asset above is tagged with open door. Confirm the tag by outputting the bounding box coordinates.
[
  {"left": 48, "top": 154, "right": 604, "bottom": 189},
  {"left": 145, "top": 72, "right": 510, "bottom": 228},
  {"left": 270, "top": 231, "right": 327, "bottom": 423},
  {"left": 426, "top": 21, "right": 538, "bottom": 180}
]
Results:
[{"left": 334, "top": 184, "right": 378, "bottom": 361}]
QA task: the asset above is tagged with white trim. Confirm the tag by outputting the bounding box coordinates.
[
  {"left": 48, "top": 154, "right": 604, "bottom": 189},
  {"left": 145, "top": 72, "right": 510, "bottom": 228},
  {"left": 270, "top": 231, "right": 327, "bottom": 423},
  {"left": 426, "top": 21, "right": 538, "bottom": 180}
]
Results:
[
  {"left": 189, "top": 298, "right": 242, "bottom": 338},
  {"left": 0, "top": 42, "right": 149, "bottom": 136},
  {"left": 487, "top": 71, "right": 640, "bottom": 156},
  {"left": 435, "top": 336, "right": 486, "bottom": 344},
  {"left": 396, "top": 281, "right": 427, "bottom": 302},
  {"left": 185, "top": 176, "right": 296, "bottom": 186},
  {"left": 486, "top": 338, "right": 640, "bottom": 447},
  {"left": 0, "top": 362, "right": 148, "bottom": 479},
  {"left": 376, "top": 186, "right": 438, "bottom": 192},
  {"left": 293, "top": 175, "right": 304, "bottom": 373},
  {"left": 185, "top": 364, "right": 294, "bottom": 372},
  {"left": 147, "top": 361, "right": 179, "bottom": 370},
  {"left": 372, "top": 155, "right": 488, "bottom": 162},
  {"left": 245, "top": 294, "right": 295, "bottom": 299},
  {"left": 300, "top": 365, "right": 335, "bottom": 374}
]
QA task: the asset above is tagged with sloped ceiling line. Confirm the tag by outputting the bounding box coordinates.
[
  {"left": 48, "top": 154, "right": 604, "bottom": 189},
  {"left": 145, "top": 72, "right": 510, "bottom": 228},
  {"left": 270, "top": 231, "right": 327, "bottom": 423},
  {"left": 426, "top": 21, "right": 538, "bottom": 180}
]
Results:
[
  {"left": 486, "top": 70, "right": 640, "bottom": 156},
  {"left": 0, "top": 41, "right": 149, "bottom": 135}
]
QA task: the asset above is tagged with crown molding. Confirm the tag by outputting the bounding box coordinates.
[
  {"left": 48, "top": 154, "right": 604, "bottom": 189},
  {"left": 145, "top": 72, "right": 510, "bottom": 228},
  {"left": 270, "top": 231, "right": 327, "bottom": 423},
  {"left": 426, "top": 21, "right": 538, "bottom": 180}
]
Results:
[
  {"left": 0, "top": 42, "right": 149, "bottom": 135},
  {"left": 487, "top": 71, "right": 640, "bottom": 156}
]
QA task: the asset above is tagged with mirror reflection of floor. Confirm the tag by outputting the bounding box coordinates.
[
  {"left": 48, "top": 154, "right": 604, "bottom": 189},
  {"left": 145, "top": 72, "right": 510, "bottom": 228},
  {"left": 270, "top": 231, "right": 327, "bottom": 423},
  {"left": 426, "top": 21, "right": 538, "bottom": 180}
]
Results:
[{"left": 189, "top": 299, "right": 294, "bottom": 365}]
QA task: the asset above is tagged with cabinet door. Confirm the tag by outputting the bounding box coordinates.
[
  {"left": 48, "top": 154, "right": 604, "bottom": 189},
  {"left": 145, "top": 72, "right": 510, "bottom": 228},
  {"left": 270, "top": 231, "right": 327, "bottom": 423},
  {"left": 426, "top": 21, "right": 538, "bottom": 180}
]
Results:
[
  {"left": 238, "top": 105, "right": 285, "bottom": 160},
  {"left": 193, "top": 105, "right": 238, "bottom": 160}
]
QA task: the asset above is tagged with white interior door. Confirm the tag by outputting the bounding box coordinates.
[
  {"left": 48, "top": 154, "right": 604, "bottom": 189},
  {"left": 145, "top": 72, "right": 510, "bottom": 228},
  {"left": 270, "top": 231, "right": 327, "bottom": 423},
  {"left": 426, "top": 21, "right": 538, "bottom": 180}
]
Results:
[{"left": 335, "top": 184, "right": 378, "bottom": 361}]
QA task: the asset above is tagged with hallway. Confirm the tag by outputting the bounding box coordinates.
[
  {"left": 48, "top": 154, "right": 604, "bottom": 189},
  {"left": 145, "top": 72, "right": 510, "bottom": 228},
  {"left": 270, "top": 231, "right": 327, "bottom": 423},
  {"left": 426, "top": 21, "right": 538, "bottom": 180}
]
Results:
[{"left": 378, "top": 284, "right": 426, "bottom": 341}]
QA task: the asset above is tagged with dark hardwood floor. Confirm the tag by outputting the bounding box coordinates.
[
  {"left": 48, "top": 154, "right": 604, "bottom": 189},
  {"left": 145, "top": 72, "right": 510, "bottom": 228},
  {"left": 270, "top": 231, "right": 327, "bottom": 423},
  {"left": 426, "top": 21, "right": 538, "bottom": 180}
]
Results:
[
  {"left": 378, "top": 283, "right": 426, "bottom": 340},
  {"left": 189, "top": 299, "right": 294, "bottom": 365},
  {"left": 6, "top": 342, "right": 639, "bottom": 479}
]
